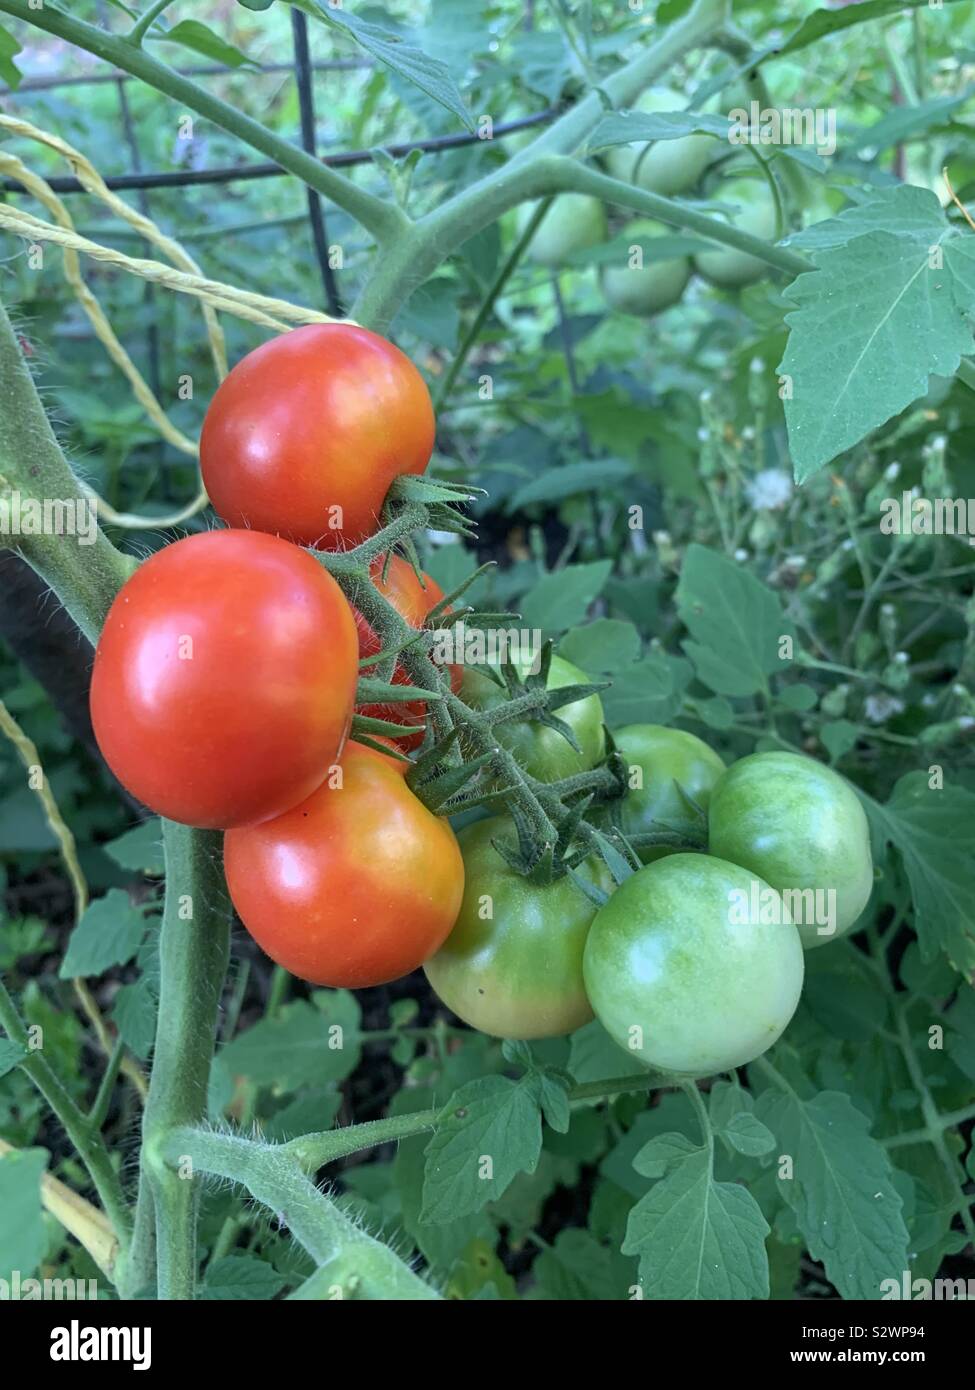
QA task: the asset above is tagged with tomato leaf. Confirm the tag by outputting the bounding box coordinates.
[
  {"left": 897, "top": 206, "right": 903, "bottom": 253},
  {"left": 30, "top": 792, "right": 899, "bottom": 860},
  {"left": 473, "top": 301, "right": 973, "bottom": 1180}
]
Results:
[
  {"left": 421, "top": 1076, "right": 543, "bottom": 1222},
  {"left": 103, "top": 819, "right": 164, "bottom": 877},
  {"left": 778, "top": 186, "right": 975, "bottom": 480},
  {"left": 151, "top": 19, "right": 255, "bottom": 68},
  {"left": 303, "top": 3, "right": 474, "bottom": 133},
  {"left": 755, "top": 1087, "right": 909, "bottom": 1299},
  {"left": 201, "top": 1255, "right": 285, "bottom": 1300},
  {"left": 865, "top": 773, "right": 975, "bottom": 973},
  {"left": 216, "top": 997, "right": 361, "bottom": 1091},
  {"left": 676, "top": 544, "right": 796, "bottom": 696},
  {"left": 58, "top": 889, "right": 147, "bottom": 980},
  {"left": 623, "top": 1146, "right": 770, "bottom": 1299},
  {"left": 0, "top": 1037, "right": 26, "bottom": 1079},
  {"left": 0, "top": 1147, "right": 47, "bottom": 1280},
  {"left": 0, "top": 23, "right": 23, "bottom": 90}
]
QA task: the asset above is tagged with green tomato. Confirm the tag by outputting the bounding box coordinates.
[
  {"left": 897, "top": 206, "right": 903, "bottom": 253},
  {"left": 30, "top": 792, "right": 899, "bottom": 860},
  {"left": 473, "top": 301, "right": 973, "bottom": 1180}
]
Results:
[
  {"left": 600, "top": 219, "right": 691, "bottom": 315},
  {"left": 460, "top": 654, "right": 605, "bottom": 783},
  {"left": 519, "top": 194, "right": 607, "bottom": 267},
  {"left": 694, "top": 178, "right": 778, "bottom": 288},
  {"left": 600, "top": 724, "right": 725, "bottom": 862},
  {"left": 583, "top": 853, "right": 804, "bottom": 1076},
  {"left": 605, "top": 87, "right": 715, "bottom": 197},
  {"left": 707, "top": 751, "right": 874, "bottom": 950},
  {"left": 425, "top": 817, "right": 609, "bottom": 1039}
]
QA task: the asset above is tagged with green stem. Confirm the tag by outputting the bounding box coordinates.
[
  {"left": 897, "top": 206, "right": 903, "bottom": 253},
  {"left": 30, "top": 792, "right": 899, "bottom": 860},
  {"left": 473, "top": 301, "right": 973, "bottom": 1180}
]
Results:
[
  {"left": 434, "top": 195, "right": 555, "bottom": 412},
  {"left": 0, "top": 296, "right": 134, "bottom": 643},
  {"left": 136, "top": 822, "right": 231, "bottom": 1300},
  {"left": 0, "top": 977, "right": 132, "bottom": 1267},
  {"left": 160, "top": 1127, "right": 440, "bottom": 1299},
  {"left": 283, "top": 1070, "right": 675, "bottom": 1171},
  {"left": 129, "top": 0, "right": 175, "bottom": 46},
  {"left": 87, "top": 1034, "right": 126, "bottom": 1133},
  {"left": 0, "top": 0, "right": 401, "bottom": 243}
]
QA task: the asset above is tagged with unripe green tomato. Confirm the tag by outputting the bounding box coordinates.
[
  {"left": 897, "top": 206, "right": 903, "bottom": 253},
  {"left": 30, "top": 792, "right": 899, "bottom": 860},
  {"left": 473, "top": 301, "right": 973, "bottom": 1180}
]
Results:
[
  {"left": 583, "top": 853, "right": 804, "bottom": 1076},
  {"left": 518, "top": 194, "right": 608, "bottom": 267},
  {"left": 460, "top": 654, "right": 605, "bottom": 783},
  {"left": 600, "top": 219, "right": 691, "bottom": 315},
  {"left": 694, "top": 178, "right": 778, "bottom": 288},
  {"left": 600, "top": 724, "right": 725, "bottom": 862},
  {"left": 425, "top": 817, "right": 611, "bottom": 1039},
  {"left": 605, "top": 87, "right": 715, "bottom": 197},
  {"left": 707, "top": 751, "right": 874, "bottom": 950}
]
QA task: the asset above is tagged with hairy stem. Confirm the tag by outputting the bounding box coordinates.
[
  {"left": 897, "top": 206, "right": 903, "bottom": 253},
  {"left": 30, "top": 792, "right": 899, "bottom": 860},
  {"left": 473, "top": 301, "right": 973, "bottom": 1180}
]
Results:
[
  {"left": 161, "top": 1127, "right": 439, "bottom": 1300},
  {"left": 134, "top": 823, "right": 231, "bottom": 1300}
]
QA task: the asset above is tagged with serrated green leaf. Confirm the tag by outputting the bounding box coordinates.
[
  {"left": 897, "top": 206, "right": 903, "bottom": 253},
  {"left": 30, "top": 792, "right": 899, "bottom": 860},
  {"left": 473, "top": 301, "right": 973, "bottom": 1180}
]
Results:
[
  {"left": 307, "top": 3, "right": 474, "bottom": 132},
  {"left": 520, "top": 562, "right": 613, "bottom": 634},
  {"left": 623, "top": 1148, "right": 770, "bottom": 1299},
  {"left": 632, "top": 1131, "right": 702, "bottom": 1179},
  {"left": 421, "top": 1076, "right": 542, "bottom": 1222},
  {"left": 779, "top": 227, "right": 975, "bottom": 480},
  {"left": 218, "top": 997, "right": 361, "bottom": 1091},
  {"left": 202, "top": 1255, "right": 285, "bottom": 1300},
  {"left": 559, "top": 619, "right": 640, "bottom": 675},
  {"left": 59, "top": 889, "right": 146, "bottom": 980},
  {"left": 865, "top": 773, "right": 975, "bottom": 972},
  {"left": 103, "top": 819, "right": 164, "bottom": 876},
  {"left": 676, "top": 544, "right": 795, "bottom": 696},
  {"left": 755, "top": 1087, "right": 909, "bottom": 1299}
]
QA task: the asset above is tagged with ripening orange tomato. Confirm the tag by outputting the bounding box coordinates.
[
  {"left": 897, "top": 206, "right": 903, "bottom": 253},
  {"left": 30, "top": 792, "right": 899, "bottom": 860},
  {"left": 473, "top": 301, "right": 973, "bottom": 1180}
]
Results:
[{"left": 223, "top": 741, "right": 464, "bottom": 987}]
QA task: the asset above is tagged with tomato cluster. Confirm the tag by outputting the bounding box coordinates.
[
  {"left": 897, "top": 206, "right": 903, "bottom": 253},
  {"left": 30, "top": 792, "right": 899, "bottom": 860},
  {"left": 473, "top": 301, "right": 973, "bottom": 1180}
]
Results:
[
  {"left": 90, "top": 325, "right": 464, "bottom": 987},
  {"left": 89, "top": 323, "right": 874, "bottom": 1067},
  {"left": 427, "top": 723, "right": 874, "bottom": 1080}
]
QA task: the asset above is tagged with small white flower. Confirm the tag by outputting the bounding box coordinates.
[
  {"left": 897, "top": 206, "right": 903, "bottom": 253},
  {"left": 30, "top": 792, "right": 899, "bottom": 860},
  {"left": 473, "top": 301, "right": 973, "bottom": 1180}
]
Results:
[
  {"left": 864, "top": 693, "right": 905, "bottom": 724},
  {"left": 745, "top": 468, "right": 793, "bottom": 511}
]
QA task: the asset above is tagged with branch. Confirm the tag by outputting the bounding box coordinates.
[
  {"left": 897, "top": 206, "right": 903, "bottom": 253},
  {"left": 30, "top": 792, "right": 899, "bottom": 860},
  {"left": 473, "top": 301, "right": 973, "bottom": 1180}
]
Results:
[
  {"left": 0, "top": 0, "right": 403, "bottom": 243},
  {"left": 0, "top": 978, "right": 132, "bottom": 1265},
  {"left": 160, "top": 1127, "right": 440, "bottom": 1300}
]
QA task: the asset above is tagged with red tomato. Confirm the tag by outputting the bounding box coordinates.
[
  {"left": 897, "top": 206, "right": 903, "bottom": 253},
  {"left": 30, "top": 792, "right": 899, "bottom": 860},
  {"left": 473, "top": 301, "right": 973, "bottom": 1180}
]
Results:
[
  {"left": 89, "top": 530, "right": 358, "bottom": 829},
  {"left": 199, "top": 324, "right": 435, "bottom": 549},
  {"left": 355, "top": 553, "right": 461, "bottom": 750},
  {"left": 224, "top": 741, "right": 464, "bottom": 987}
]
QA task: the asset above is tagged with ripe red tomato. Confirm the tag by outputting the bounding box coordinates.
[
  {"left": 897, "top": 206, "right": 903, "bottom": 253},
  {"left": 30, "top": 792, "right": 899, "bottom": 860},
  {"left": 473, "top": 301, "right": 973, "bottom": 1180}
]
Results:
[
  {"left": 355, "top": 553, "right": 461, "bottom": 749},
  {"left": 89, "top": 530, "right": 358, "bottom": 829},
  {"left": 199, "top": 324, "right": 435, "bottom": 549},
  {"left": 224, "top": 741, "right": 464, "bottom": 987}
]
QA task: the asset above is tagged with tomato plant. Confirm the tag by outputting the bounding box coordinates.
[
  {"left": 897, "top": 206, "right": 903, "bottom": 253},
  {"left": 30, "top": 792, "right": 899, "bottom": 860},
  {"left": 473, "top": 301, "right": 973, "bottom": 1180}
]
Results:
[
  {"left": 89, "top": 530, "right": 358, "bottom": 829},
  {"left": 224, "top": 741, "right": 464, "bottom": 987},
  {"left": 583, "top": 853, "right": 805, "bottom": 1076},
  {"left": 425, "top": 817, "right": 608, "bottom": 1039},
  {"left": 199, "top": 323, "right": 435, "bottom": 549},
  {"left": 4, "top": 0, "right": 975, "bottom": 1321}
]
